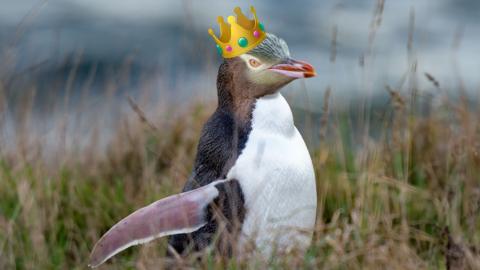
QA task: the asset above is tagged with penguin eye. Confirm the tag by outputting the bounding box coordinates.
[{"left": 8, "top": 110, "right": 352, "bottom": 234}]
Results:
[{"left": 248, "top": 58, "right": 261, "bottom": 68}]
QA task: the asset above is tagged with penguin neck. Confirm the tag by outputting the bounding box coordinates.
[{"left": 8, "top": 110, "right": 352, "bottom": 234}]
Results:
[
  {"left": 215, "top": 61, "right": 294, "bottom": 135},
  {"left": 251, "top": 93, "right": 295, "bottom": 136},
  {"left": 220, "top": 95, "right": 255, "bottom": 125},
  {"left": 216, "top": 63, "right": 255, "bottom": 124}
]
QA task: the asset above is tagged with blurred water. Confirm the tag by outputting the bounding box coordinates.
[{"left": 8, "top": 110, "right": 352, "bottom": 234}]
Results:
[{"left": 0, "top": 0, "right": 479, "bottom": 150}]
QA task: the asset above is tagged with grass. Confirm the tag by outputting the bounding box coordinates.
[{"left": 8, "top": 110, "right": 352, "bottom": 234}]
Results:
[
  {"left": 0, "top": 82, "right": 479, "bottom": 269},
  {"left": 1, "top": 1, "right": 480, "bottom": 268}
]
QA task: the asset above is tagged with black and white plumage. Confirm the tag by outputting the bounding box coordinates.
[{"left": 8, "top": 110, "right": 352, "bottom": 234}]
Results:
[{"left": 89, "top": 33, "right": 317, "bottom": 267}]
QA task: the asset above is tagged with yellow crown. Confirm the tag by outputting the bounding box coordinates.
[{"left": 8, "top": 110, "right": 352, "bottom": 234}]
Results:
[{"left": 208, "top": 6, "right": 266, "bottom": 58}]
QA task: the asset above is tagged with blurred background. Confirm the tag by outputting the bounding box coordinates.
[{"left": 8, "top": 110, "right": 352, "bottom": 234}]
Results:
[
  {"left": 1, "top": 0, "right": 479, "bottom": 152},
  {"left": 1, "top": 1, "right": 480, "bottom": 269}
]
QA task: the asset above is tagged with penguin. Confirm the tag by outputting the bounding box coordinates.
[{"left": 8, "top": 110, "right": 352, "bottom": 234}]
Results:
[{"left": 89, "top": 32, "right": 317, "bottom": 268}]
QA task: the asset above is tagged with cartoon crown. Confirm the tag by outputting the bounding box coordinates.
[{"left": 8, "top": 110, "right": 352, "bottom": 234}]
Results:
[{"left": 208, "top": 6, "right": 266, "bottom": 58}]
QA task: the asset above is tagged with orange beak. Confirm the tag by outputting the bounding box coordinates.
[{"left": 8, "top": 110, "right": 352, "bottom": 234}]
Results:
[{"left": 268, "top": 58, "right": 316, "bottom": 78}]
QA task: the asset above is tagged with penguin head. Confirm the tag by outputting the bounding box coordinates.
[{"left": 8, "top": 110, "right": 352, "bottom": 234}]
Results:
[{"left": 221, "top": 33, "right": 316, "bottom": 99}]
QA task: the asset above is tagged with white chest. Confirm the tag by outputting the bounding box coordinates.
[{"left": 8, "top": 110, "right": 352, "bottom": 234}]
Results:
[{"left": 226, "top": 93, "right": 317, "bottom": 255}]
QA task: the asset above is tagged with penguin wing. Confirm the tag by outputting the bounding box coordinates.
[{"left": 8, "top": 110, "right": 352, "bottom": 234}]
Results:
[{"left": 88, "top": 179, "right": 228, "bottom": 268}]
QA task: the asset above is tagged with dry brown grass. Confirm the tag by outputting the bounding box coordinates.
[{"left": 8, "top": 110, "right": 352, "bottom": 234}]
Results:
[
  {"left": 0, "top": 77, "right": 479, "bottom": 269},
  {"left": 1, "top": 1, "right": 480, "bottom": 269}
]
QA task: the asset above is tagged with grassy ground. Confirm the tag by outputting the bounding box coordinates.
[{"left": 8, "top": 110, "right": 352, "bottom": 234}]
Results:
[
  {"left": 1, "top": 1, "right": 479, "bottom": 267},
  {"left": 0, "top": 84, "right": 479, "bottom": 269}
]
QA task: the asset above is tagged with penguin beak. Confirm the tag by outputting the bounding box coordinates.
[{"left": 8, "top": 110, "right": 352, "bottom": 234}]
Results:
[{"left": 268, "top": 58, "right": 316, "bottom": 79}]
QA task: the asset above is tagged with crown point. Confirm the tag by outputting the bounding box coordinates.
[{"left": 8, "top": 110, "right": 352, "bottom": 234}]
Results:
[
  {"left": 217, "top": 16, "right": 224, "bottom": 23},
  {"left": 250, "top": 6, "right": 258, "bottom": 21},
  {"left": 238, "top": 37, "right": 248, "bottom": 48},
  {"left": 227, "top": 16, "right": 236, "bottom": 24}
]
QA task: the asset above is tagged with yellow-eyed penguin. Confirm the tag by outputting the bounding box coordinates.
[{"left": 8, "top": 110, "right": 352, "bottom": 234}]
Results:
[{"left": 89, "top": 6, "right": 317, "bottom": 267}]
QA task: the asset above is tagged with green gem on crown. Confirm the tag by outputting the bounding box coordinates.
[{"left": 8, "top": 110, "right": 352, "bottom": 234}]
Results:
[
  {"left": 259, "top": 23, "right": 265, "bottom": 31},
  {"left": 238, "top": 37, "right": 248, "bottom": 48},
  {"left": 216, "top": 44, "right": 223, "bottom": 56}
]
